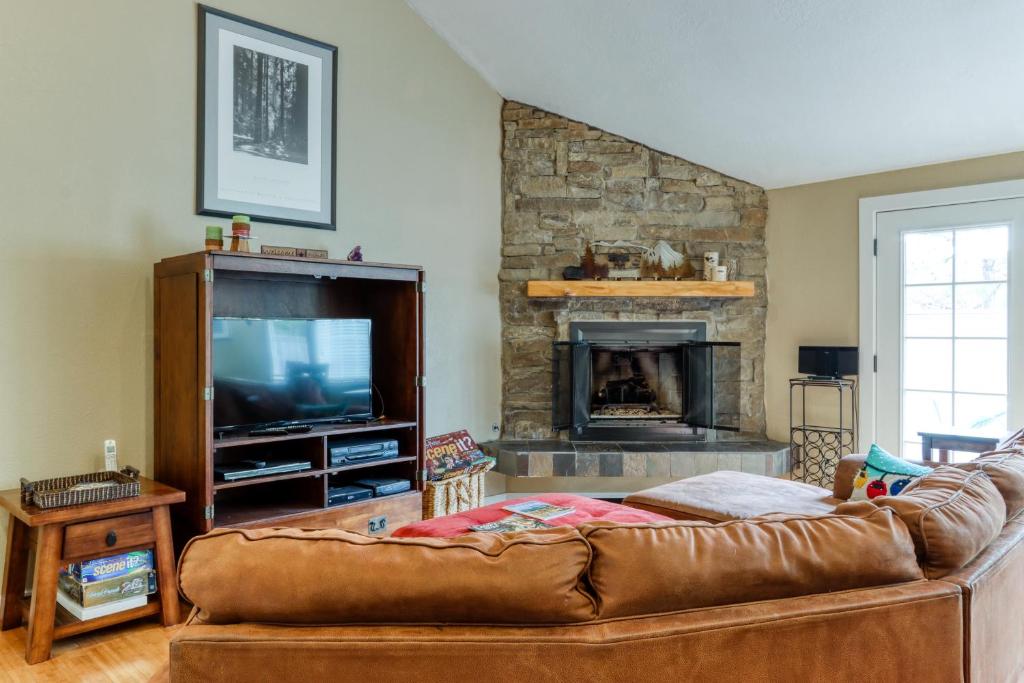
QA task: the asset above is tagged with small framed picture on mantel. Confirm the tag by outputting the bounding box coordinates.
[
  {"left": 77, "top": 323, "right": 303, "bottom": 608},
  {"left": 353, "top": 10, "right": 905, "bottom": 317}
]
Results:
[{"left": 197, "top": 5, "right": 337, "bottom": 230}]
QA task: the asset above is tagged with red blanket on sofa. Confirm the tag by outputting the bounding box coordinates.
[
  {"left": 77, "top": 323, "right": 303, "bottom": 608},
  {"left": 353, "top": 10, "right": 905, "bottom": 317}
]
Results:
[{"left": 392, "top": 493, "right": 671, "bottom": 538}]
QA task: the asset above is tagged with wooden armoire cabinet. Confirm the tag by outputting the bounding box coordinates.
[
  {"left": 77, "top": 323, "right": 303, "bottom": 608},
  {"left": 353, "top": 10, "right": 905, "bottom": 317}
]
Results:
[{"left": 153, "top": 250, "right": 425, "bottom": 546}]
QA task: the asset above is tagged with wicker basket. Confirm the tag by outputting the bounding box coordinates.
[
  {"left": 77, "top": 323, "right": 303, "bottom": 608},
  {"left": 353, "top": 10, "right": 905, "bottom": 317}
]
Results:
[
  {"left": 423, "top": 461, "right": 493, "bottom": 519},
  {"left": 20, "top": 466, "right": 141, "bottom": 509}
]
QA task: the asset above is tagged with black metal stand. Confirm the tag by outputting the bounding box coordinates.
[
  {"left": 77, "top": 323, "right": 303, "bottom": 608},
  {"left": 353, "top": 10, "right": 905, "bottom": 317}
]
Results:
[{"left": 790, "top": 378, "right": 857, "bottom": 487}]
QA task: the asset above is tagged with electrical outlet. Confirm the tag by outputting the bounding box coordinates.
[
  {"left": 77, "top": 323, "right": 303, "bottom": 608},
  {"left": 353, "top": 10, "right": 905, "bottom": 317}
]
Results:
[
  {"left": 491, "top": 422, "right": 500, "bottom": 433},
  {"left": 368, "top": 515, "right": 387, "bottom": 534}
]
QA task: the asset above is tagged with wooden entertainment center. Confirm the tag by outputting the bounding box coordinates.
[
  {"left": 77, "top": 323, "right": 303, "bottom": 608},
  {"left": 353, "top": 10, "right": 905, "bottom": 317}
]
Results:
[{"left": 154, "top": 250, "right": 425, "bottom": 543}]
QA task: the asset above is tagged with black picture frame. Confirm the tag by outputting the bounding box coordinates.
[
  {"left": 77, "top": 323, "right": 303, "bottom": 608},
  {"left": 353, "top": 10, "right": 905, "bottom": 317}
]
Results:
[{"left": 196, "top": 5, "right": 337, "bottom": 230}]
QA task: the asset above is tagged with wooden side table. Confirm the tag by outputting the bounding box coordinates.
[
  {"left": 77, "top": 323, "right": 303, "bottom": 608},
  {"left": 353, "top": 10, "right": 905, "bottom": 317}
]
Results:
[
  {"left": 0, "top": 476, "right": 185, "bottom": 664},
  {"left": 918, "top": 430, "right": 1001, "bottom": 463}
]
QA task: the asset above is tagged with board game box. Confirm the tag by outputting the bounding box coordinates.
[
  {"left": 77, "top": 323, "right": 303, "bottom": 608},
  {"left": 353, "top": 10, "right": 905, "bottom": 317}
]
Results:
[
  {"left": 66, "top": 550, "right": 153, "bottom": 584},
  {"left": 58, "top": 568, "right": 156, "bottom": 607},
  {"left": 424, "top": 430, "right": 495, "bottom": 480}
]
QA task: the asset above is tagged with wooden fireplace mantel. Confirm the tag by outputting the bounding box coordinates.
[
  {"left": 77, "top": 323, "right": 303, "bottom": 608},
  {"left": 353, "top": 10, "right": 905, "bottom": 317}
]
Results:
[{"left": 526, "top": 280, "right": 756, "bottom": 298}]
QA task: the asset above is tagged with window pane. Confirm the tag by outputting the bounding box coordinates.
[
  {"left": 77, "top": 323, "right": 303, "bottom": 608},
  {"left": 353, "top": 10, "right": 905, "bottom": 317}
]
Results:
[
  {"left": 904, "top": 390, "right": 952, "bottom": 441},
  {"left": 955, "top": 283, "right": 1007, "bottom": 338},
  {"left": 954, "top": 393, "right": 1007, "bottom": 433},
  {"left": 954, "top": 339, "right": 1007, "bottom": 394},
  {"left": 904, "top": 230, "right": 953, "bottom": 284},
  {"left": 904, "top": 440, "right": 923, "bottom": 459},
  {"left": 904, "top": 339, "right": 952, "bottom": 391},
  {"left": 955, "top": 225, "right": 1008, "bottom": 282},
  {"left": 905, "top": 285, "right": 952, "bottom": 337}
]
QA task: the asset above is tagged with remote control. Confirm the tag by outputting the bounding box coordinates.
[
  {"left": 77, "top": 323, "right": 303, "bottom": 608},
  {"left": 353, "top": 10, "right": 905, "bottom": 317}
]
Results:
[
  {"left": 239, "top": 459, "right": 267, "bottom": 469},
  {"left": 248, "top": 427, "right": 289, "bottom": 436}
]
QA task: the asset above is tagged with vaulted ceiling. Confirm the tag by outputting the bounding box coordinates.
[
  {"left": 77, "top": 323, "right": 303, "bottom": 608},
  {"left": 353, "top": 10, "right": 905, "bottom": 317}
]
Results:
[{"left": 408, "top": 0, "right": 1024, "bottom": 188}]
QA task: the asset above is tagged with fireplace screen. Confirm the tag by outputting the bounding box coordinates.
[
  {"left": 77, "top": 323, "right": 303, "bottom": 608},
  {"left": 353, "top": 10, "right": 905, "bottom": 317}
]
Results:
[{"left": 552, "top": 340, "right": 741, "bottom": 439}]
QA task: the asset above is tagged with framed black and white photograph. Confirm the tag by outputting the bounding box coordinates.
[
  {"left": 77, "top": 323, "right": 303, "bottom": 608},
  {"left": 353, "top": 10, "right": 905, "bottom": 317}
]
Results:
[{"left": 197, "top": 5, "right": 337, "bottom": 230}]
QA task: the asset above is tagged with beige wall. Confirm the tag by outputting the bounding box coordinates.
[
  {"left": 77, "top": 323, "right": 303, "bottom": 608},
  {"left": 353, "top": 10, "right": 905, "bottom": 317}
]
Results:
[
  {"left": 0, "top": 0, "right": 501, "bottom": 545},
  {"left": 765, "top": 151, "right": 1024, "bottom": 442}
]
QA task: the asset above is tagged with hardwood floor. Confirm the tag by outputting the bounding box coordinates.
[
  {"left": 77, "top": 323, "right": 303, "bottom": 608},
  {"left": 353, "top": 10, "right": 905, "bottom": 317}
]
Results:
[{"left": 0, "top": 616, "right": 173, "bottom": 682}]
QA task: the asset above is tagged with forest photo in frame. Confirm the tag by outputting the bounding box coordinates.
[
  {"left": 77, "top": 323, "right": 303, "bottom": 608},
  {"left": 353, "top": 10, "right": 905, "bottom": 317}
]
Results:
[{"left": 197, "top": 6, "right": 337, "bottom": 230}]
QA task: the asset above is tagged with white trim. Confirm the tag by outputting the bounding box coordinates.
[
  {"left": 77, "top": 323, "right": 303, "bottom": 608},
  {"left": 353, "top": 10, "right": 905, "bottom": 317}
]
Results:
[{"left": 858, "top": 179, "right": 1024, "bottom": 451}]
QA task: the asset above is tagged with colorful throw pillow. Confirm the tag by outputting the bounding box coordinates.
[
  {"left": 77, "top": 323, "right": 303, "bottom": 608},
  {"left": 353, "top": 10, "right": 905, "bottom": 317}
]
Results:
[{"left": 849, "top": 444, "right": 931, "bottom": 501}]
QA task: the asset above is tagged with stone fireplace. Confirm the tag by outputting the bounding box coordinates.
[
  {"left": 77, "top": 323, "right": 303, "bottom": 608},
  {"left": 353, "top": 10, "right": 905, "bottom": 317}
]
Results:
[{"left": 498, "top": 101, "right": 768, "bottom": 442}]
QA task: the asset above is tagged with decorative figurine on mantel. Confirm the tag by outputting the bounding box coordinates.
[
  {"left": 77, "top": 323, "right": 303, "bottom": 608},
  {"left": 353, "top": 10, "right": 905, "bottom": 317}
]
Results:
[
  {"left": 568, "top": 239, "right": 696, "bottom": 280},
  {"left": 642, "top": 240, "right": 695, "bottom": 279},
  {"left": 580, "top": 243, "right": 609, "bottom": 279},
  {"left": 346, "top": 245, "right": 363, "bottom": 261}
]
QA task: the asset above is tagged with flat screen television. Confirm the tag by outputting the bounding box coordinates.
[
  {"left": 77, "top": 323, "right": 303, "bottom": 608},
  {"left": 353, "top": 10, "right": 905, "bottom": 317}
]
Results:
[{"left": 212, "top": 317, "right": 372, "bottom": 431}]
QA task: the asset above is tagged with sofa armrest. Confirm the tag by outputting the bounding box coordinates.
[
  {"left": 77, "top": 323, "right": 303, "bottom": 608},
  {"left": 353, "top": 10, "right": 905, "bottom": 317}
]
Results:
[{"left": 832, "top": 455, "right": 867, "bottom": 500}]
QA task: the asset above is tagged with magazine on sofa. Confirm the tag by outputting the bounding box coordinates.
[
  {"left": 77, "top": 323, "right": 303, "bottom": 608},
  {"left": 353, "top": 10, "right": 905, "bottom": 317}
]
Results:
[
  {"left": 502, "top": 500, "right": 575, "bottom": 521},
  {"left": 469, "top": 514, "right": 553, "bottom": 533}
]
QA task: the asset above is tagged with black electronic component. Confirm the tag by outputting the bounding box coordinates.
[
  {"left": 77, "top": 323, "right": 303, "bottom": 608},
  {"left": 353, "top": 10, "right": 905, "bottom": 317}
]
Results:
[
  {"left": 798, "top": 346, "right": 858, "bottom": 379},
  {"left": 329, "top": 438, "right": 399, "bottom": 467}
]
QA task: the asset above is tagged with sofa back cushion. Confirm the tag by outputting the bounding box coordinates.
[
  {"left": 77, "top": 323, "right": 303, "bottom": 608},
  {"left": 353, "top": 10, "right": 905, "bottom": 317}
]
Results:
[
  {"left": 852, "top": 466, "right": 1006, "bottom": 579},
  {"left": 579, "top": 506, "right": 923, "bottom": 619},
  {"left": 178, "top": 527, "right": 597, "bottom": 625},
  {"left": 958, "top": 450, "right": 1024, "bottom": 520}
]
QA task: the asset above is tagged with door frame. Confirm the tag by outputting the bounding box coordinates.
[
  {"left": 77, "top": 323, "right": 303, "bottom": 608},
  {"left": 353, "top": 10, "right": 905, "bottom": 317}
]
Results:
[{"left": 858, "top": 179, "right": 1024, "bottom": 451}]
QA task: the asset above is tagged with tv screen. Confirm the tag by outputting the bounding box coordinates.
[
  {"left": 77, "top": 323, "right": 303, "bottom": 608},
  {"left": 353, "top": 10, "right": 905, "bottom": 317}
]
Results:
[{"left": 212, "top": 317, "right": 372, "bottom": 430}]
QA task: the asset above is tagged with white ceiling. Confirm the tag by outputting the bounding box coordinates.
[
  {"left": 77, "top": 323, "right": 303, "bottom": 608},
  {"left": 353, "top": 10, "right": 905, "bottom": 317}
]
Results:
[{"left": 408, "top": 0, "right": 1024, "bottom": 188}]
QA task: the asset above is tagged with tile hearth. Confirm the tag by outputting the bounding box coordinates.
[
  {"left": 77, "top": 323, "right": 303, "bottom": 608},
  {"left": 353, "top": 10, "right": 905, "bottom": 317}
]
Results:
[{"left": 482, "top": 439, "right": 790, "bottom": 479}]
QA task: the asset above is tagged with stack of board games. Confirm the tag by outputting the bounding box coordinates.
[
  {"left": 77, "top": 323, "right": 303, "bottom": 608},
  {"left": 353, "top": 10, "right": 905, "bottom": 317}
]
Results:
[{"left": 57, "top": 550, "right": 156, "bottom": 620}]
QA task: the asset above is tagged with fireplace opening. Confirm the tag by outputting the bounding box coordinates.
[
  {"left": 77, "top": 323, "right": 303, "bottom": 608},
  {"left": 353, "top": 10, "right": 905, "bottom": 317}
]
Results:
[
  {"left": 590, "top": 347, "right": 682, "bottom": 420},
  {"left": 552, "top": 321, "right": 741, "bottom": 441}
]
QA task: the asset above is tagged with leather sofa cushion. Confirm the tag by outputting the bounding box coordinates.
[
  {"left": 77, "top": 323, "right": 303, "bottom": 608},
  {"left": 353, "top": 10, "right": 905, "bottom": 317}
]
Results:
[
  {"left": 958, "top": 449, "right": 1024, "bottom": 520},
  {"left": 846, "top": 466, "right": 1006, "bottom": 579},
  {"left": 178, "top": 527, "right": 597, "bottom": 625},
  {"left": 579, "top": 506, "right": 923, "bottom": 619}
]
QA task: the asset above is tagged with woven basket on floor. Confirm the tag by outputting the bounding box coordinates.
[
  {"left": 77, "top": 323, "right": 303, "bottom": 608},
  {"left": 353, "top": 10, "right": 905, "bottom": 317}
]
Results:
[{"left": 423, "top": 461, "right": 494, "bottom": 519}]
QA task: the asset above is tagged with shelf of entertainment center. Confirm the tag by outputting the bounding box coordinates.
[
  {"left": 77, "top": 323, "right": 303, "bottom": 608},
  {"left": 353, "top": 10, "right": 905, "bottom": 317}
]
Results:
[
  {"left": 213, "top": 418, "right": 418, "bottom": 448},
  {"left": 212, "top": 455, "right": 419, "bottom": 491},
  {"left": 213, "top": 490, "right": 421, "bottom": 528}
]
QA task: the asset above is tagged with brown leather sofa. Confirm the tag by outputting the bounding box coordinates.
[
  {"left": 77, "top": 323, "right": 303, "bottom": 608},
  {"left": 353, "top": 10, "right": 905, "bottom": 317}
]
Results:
[{"left": 167, "top": 435, "right": 1024, "bottom": 682}]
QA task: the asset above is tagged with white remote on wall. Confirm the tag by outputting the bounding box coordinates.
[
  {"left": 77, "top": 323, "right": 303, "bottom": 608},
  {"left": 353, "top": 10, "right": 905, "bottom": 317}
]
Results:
[{"left": 104, "top": 439, "right": 118, "bottom": 471}]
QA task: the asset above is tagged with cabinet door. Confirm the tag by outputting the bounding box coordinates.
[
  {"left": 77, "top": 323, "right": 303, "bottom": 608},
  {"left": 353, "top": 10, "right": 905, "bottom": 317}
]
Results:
[
  {"left": 551, "top": 342, "right": 590, "bottom": 433},
  {"left": 684, "top": 342, "right": 742, "bottom": 431}
]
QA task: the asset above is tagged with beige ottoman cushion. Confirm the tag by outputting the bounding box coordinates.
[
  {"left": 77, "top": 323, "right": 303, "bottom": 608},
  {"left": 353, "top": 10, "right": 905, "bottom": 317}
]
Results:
[{"left": 623, "top": 470, "right": 842, "bottom": 522}]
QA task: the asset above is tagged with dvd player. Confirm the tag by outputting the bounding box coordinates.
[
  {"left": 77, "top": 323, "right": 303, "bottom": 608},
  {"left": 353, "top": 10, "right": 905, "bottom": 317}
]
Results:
[
  {"left": 353, "top": 478, "right": 411, "bottom": 497},
  {"left": 329, "top": 438, "right": 399, "bottom": 467},
  {"left": 214, "top": 460, "right": 311, "bottom": 481}
]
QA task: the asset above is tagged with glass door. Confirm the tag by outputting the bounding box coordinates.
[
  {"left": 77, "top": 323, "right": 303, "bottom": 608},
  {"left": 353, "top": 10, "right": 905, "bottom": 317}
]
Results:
[
  {"left": 876, "top": 199, "right": 1024, "bottom": 457},
  {"left": 683, "top": 342, "right": 742, "bottom": 431}
]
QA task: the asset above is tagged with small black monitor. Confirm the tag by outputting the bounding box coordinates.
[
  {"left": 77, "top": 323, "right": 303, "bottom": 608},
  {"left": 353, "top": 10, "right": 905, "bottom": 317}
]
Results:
[{"left": 798, "top": 346, "right": 858, "bottom": 379}]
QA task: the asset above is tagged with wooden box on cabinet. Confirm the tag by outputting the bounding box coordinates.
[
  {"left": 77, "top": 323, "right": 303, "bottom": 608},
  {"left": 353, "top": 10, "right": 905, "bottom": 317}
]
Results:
[{"left": 154, "top": 251, "right": 425, "bottom": 544}]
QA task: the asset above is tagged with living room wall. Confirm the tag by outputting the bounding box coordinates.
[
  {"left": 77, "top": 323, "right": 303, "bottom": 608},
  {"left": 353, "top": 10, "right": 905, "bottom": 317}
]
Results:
[
  {"left": 0, "top": 0, "right": 502, "bottom": 546},
  {"left": 764, "top": 150, "right": 1024, "bottom": 442}
]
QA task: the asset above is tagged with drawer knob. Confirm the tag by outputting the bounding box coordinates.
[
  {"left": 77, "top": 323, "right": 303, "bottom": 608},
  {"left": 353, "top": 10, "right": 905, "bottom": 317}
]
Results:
[{"left": 105, "top": 531, "right": 118, "bottom": 547}]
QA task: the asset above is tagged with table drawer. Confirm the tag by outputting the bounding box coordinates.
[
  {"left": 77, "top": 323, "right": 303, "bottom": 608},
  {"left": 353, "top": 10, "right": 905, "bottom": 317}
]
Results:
[{"left": 62, "top": 512, "right": 154, "bottom": 560}]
